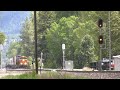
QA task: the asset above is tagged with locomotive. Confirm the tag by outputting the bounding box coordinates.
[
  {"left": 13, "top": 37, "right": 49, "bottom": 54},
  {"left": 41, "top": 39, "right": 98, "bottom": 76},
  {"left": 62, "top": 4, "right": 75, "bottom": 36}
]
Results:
[
  {"left": 16, "top": 55, "right": 29, "bottom": 66},
  {"left": 6, "top": 55, "right": 30, "bottom": 69}
]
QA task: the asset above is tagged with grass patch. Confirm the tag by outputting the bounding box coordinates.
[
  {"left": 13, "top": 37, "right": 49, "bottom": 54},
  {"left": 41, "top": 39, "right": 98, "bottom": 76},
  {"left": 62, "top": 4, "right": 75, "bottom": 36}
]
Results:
[
  {"left": 1, "top": 71, "right": 38, "bottom": 79},
  {"left": 1, "top": 71, "right": 90, "bottom": 79},
  {"left": 39, "top": 72, "right": 87, "bottom": 79}
]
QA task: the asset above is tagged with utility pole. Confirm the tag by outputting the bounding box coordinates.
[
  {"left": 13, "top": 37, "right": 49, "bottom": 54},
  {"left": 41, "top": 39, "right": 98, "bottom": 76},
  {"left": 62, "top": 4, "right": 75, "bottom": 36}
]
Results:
[
  {"left": 62, "top": 44, "right": 65, "bottom": 69},
  {"left": 108, "top": 11, "right": 112, "bottom": 70},
  {"left": 99, "top": 28, "right": 102, "bottom": 71},
  {"left": 34, "top": 11, "right": 38, "bottom": 74}
]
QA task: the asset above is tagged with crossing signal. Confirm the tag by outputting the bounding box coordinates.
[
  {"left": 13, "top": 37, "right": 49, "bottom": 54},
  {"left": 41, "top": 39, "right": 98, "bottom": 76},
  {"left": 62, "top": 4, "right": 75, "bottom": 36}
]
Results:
[
  {"left": 98, "top": 19, "right": 103, "bottom": 28},
  {"left": 99, "top": 35, "right": 103, "bottom": 44}
]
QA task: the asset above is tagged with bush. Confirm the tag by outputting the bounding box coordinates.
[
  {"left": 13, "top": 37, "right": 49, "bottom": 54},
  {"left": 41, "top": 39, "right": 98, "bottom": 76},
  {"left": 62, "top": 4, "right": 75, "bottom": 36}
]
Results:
[{"left": 44, "top": 59, "right": 57, "bottom": 68}]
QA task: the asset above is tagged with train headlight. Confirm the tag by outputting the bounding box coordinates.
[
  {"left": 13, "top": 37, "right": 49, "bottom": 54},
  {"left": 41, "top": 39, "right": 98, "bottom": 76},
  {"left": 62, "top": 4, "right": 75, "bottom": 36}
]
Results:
[
  {"left": 101, "top": 63, "right": 104, "bottom": 65},
  {"left": 22, "top": 60, "right": 25, "bottom": 62},
  {"left": 20, "top": 63, "right": 23, "bottom": 65},
  {"left": 24, "top": 62, "right": 27, "bottom": 65}
]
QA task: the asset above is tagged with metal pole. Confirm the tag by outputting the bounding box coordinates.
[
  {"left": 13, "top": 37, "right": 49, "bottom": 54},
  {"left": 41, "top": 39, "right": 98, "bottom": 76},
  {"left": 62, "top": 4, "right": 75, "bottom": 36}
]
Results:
[
  {"left": 108, "top": 11, "right": 112, "bottom": 70},
  {"left": 34, "top": 11, "right": 38, "bottom": 74},
  {"left": 100, "top": 45, "right": 102, "bottom": 71},
  {"left": 63, "top": 50, "right": 65, "bottom": 69},
  {"left": 99, "top": 28, "right": 102, "bottom": 71},
  {"left": 40, "top": 52, "right": 43, "bottom": 74}
]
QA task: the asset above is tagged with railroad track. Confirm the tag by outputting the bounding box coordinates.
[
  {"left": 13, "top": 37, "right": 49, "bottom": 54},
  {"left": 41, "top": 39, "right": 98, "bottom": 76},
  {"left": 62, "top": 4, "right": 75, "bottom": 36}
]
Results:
[
  {"left": 3, "top": 69, "right": 120, "bottom": 79},
  {"left": 6, "top": 68, "right": 119, "bottom": 72}
]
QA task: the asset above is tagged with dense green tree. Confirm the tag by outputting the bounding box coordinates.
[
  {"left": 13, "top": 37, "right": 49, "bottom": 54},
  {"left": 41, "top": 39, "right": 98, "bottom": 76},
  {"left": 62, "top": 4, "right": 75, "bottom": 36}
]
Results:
[
  {"left": 110, "top": 11, "right": 120, "bottom": 56},
  {"left": 19, "top": 11, "right": 56, "bottom": 58},
  {"left": 79, "top": 34, "right": 96, "bottom": 68},
  {"left": 36, "top": 11, "right": 56, "bottom": 58},
  {"left": 0, "top": 32, "right": 5, "bottom": 64},
  {"left": 19, "top": 11, "right": 120, "bottom": 69},
  {"left": 7, "top": 42, "right": 20, "bottom": 58},
  {"left": 0, "top": 32, "right": 6, "bottom": 44},
  {"left": 95, "top": 11, "right": 120, "bottom": 58},
  {"left": 55, "top": 11, "right": 79, "bottom": 20},
  {"left": 20, "top": 16, "right": 34, "bottom": 57},
  {"left": 46, "top": 16, "right": 97, "bottom": 68}
]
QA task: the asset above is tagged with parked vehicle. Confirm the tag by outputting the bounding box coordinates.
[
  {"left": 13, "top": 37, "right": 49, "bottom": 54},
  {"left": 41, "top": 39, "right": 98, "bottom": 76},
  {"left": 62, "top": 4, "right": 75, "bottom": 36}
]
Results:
[{"left": 90, "top": 59, "right": 114, "bottom": 70}]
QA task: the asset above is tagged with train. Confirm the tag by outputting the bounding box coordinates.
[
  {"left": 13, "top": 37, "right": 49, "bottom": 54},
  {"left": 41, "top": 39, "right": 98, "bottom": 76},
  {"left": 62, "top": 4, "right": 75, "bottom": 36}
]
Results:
[
  {"left": 6, "top": 55, "right": 30, "bottom": 69},
  {"left": 16, "top": 55, "right": 29, "bottom": 65}
]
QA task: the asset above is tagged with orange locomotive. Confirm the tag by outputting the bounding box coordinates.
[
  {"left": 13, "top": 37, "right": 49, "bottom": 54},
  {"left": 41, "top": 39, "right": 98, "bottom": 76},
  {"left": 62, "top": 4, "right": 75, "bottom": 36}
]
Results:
[
  {"left": 16, "top": 55, "right": 29, "bottom": 66},
  {"left": 18, "top": 56, "right": 28, "bottom": 65},
  {"left": 6, "top": 55, "right": 30, "bottom": 69}
]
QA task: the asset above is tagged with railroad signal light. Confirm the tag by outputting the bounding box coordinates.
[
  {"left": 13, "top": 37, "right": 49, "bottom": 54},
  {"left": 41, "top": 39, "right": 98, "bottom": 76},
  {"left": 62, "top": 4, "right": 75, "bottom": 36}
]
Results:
[
  {"left": 99, "top": 35, "right": 103, "bottom": 44},
  {"left": 98, "top": 18, "right": 103, "bottom": 28}
]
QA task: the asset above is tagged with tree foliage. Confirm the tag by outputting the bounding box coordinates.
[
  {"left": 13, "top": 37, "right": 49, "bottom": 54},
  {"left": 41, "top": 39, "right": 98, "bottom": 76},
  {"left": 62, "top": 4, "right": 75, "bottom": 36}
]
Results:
[
  {"left": 79, "top": 34, "right": 96, "bottom": 68},
  {"left": 10, "top": 11, "right": 120, "bottom": 69},
  {"left": 20, "top": 16, "right": 34, "bottom": 57},
  {"left": 0, "top": 32, "right": 6, "bottom": 44},
  {"left": 110, "top": 11, "right": 120, "bottom": 56},
  {"left": 36, "top": 11, "right": 56, "bottom": 57},
  {"left": 46, "top": 16, "right": 97, "bottom": 68},
  {"left": 7, "top": 42, "right": 20, "bottom": 58}
]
